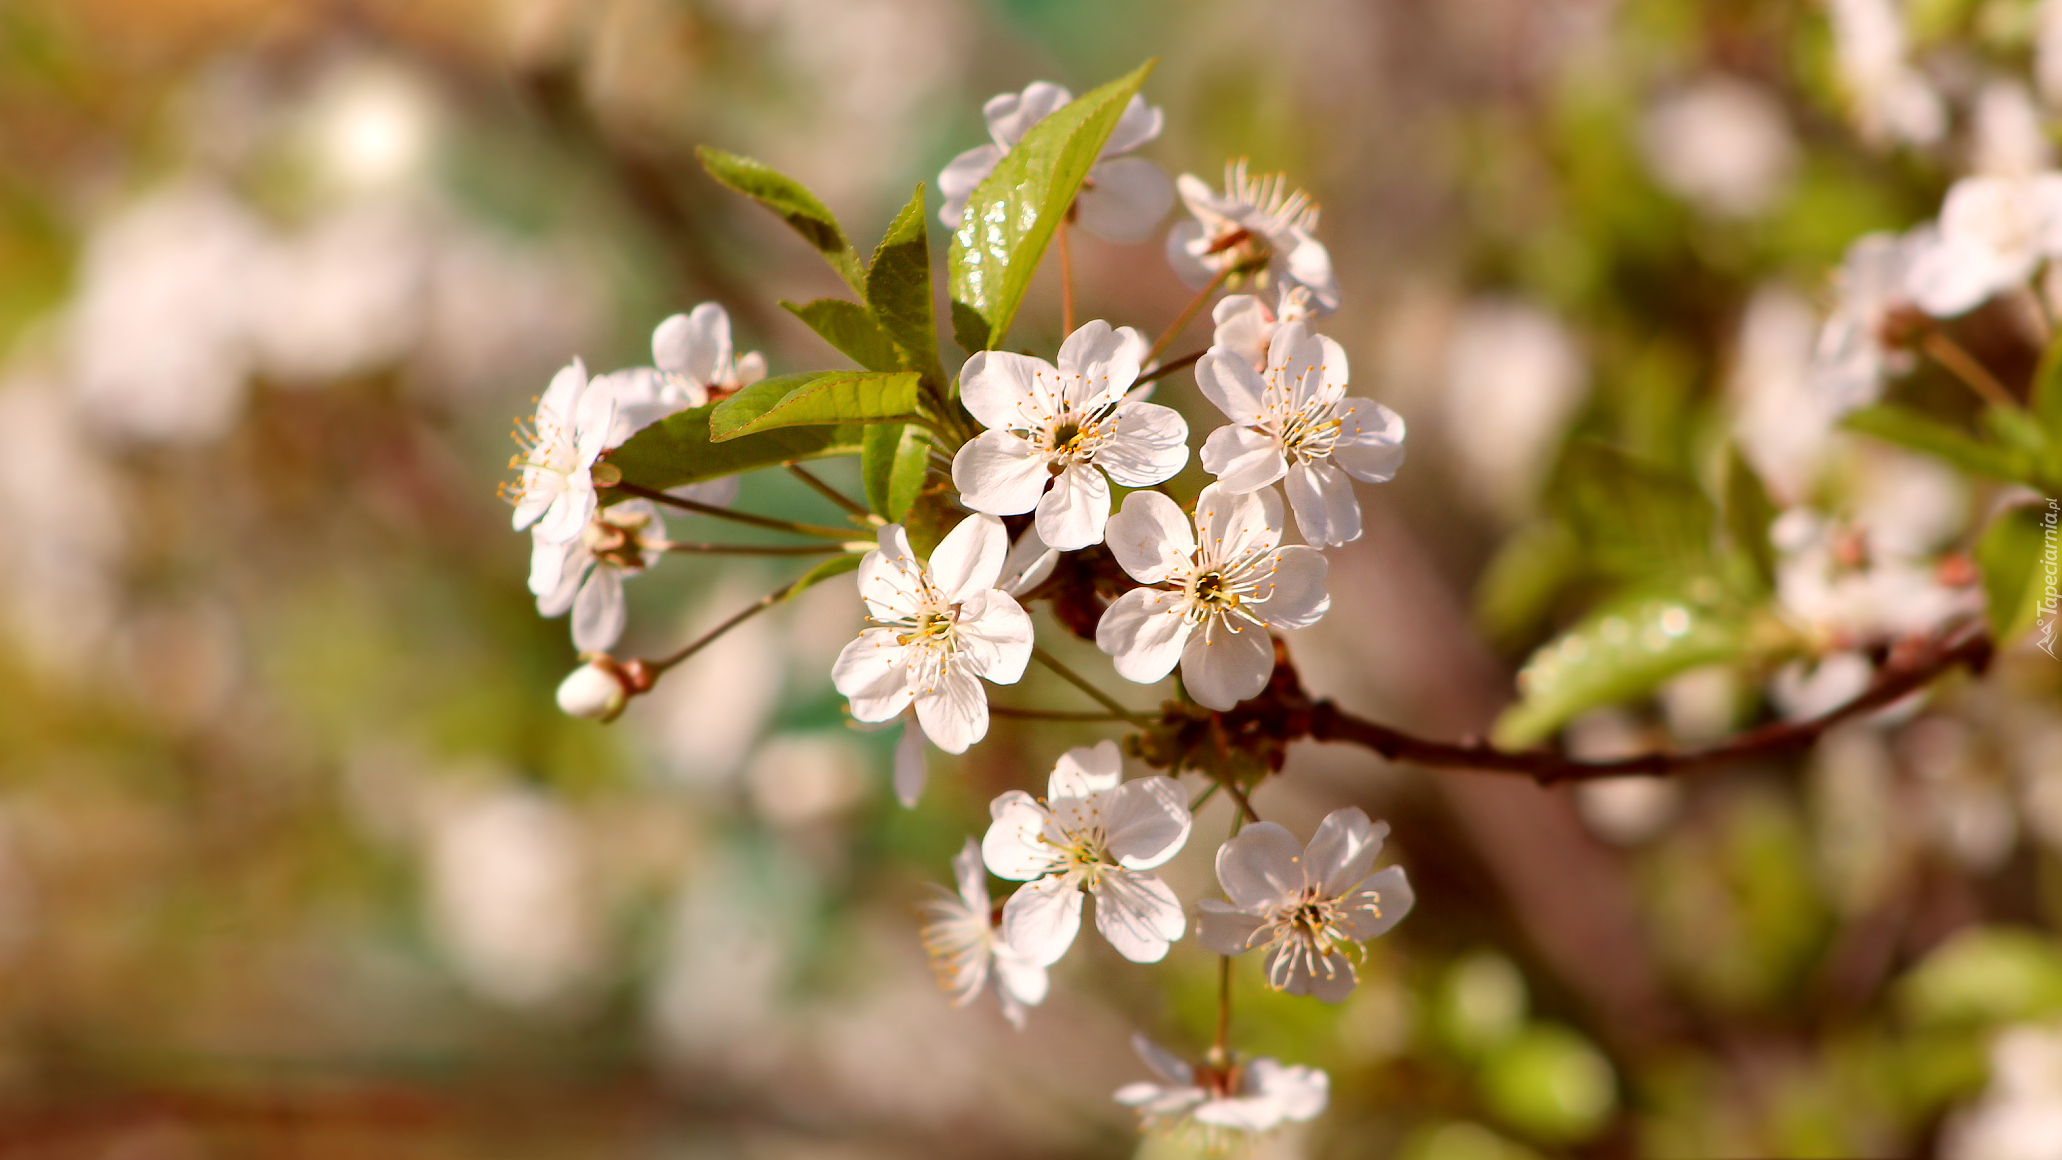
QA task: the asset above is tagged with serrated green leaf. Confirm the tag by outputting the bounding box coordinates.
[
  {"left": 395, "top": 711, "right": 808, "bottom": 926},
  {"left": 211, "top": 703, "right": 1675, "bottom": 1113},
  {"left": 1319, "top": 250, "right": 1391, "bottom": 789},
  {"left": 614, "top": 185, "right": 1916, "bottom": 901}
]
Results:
[
  {"left": 696, "top": 146, "right": 864, "bottom": 293},
  {"left": 709, "top": 371, "right": 922, "bottom": 442},
  {"left": 867, "top": 184, "right": 945, "bottom": 387},
  {"left": 1977, "top": 502, "right": 2057, "bottom": 643},
  {"left": 1493, "top": 592, "right": 1751, "bottom": 747},
  {"left": 1843, "top": 403, "right": 2028, "bottom": 482},
  {"left": 781, "top": 299, "right": 901, "bottom": 372},
  {"left": 784, "top": 552, "right": 863, "bottom": 599},
  {"left": 861, "top": 422, "right": 931, "bottom": 522},
  {"left": 1724, "top": 448, "right": 1779, "bottom": 592},
  {"left": 602, "top": 401, "right": 861, "bottom": 494},
  {"left": 1558, "top": 442, "right": 1716, "bottom": 579},
  {"left": 947, "top": 60, "right": 1155, "bottom": 352}
]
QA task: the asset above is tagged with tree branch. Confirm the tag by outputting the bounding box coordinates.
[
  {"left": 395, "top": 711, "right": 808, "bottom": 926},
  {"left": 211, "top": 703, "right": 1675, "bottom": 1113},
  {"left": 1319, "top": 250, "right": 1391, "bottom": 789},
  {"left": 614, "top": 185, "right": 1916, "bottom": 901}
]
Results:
[{"left": 1305, "top": 625, "right": 1992, "bottom": 785}]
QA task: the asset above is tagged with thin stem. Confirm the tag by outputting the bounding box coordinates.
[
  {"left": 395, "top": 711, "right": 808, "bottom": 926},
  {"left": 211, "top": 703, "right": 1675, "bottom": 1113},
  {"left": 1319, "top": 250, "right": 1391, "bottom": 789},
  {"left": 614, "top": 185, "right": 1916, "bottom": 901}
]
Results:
[
  {"left": 987, "top": 704, "right": 1132, "bottom": 722},
  {"left": 1189, "top": 781, "right": 1222, "bottom": 811},
  {"left": 1209, "top": 954, "right": 1233, "bottom": 1069},
  {"left": 1136, "top": 350, "right": 1204, "bottom": 387},
  {"left": 654, "top": 541, "right": 861, "bottom": 556},
  {"left": 786, "top": 464, "right": 877, "bottom": 523},
  {"left": 647, "top": 580, "right": 797, "bottom": 675},
  {"left": 2016, "top": 285, "right": 2055, "bottom": 344},
  {"left": 1921, "top": 331, "right": 2021, "bottom": 411},
  {"left": 1059, "top": 222, "right": 1076, "bottom": 337},
  {"left": 1030, "top": 646, "right": 1155, "bottom": 726},
  {"left": 1146, "top": 267, "right": 1231, "bottom": 366},
  {"left": 1221, "top": 778, "right": 1261, "bottom": 824},
  {"left": 617, "top": 483, "right": 856, "bottom": 540}
]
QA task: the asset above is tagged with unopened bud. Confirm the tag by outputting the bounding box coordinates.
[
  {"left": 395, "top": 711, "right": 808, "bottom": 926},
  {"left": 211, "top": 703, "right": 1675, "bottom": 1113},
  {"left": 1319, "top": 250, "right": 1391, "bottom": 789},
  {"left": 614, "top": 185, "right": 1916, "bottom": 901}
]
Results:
[{"left": 557, "top": 660, "right": 629, "bottom": 721}]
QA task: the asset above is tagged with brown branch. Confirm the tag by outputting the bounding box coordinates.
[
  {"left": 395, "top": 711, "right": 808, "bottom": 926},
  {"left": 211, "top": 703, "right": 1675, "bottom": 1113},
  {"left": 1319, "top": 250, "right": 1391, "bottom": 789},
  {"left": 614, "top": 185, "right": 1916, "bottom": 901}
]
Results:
[
  {"left": 1135, "top": 350, "right": 1204, "bottom": 386},
  {"left": 1305, "top": 625, "right": 1992, "bottom": 785}
]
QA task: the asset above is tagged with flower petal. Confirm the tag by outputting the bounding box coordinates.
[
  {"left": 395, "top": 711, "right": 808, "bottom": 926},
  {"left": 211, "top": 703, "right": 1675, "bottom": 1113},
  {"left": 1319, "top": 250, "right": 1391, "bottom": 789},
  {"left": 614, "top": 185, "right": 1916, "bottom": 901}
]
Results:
[
  {"left": 1304, "top": 807, "right": 1385, "bottom": 896},
  {"left": 895, "top": 721, "right": 929, "bottom": 808},
  {"left": 1274, "top": 945, "right": 1360, "bottom": 1002},
  {"left": 1333, "top": 398, "right": 1407, "bottom": 482},
  {"left": 958, "top": 350, "right": 1051, "bottom": 432},
  {"left": 1092, "top": 869, "right": 1185, "bottom": 962},
  {"left": 929, "top": 512, "right": 1008, "bottom": 602},
  {"left": 1285, "top": 460, "right": 1361, "bottom": 547},
  {"left": 653, "top": 303, "right": 731, "bottom": 384},
  {"left": 1097, "top": 401, "right": 1190, "bottom": 487},
  {"left": 832, "top": 628, "right": 913, "bottom": 721},
  {"left": 986, "top": 81, "right": 1071, "bottom": 146},
  {"left": 530, "top": 534, "right": 581, "bottom": 606},
  {"left": 1076, "top": 157, "right": 1174, "bottom": 242},
  {"left": 1164, "top": 219, "right": 1214, "bottom": 289},
  {"left": 937, "top": 143, "right": 1003, "bottom": 228},
  {"left": 1101, "top": 94, "right": 1163, "bottom": 156},
  {"left": 1056, "top": 319, "right": 1144, "bottom": 406},
  {"left": 1131, "top": 1034, "right": 1197, "bottom": 1087},
  {"left": 1194, "top": 348, "right": 1270, "bottom": 424},
  {"left": 1215, "top": 821, "right": 1307, "bottom": 909},
  {"left": 1180, "top": 618, "right": 1275, "bottom": 709},
  {"left": 983, "top": 790, "right": 1060, "bottom": 881},
  {"left": 1096, "top": 587, "right": 1192, "bottom": 685},
  {"left": 953, "top": 430, "right": 1050, "bottom": 517},
  {"left": 1034, "top": 462, "right": 1111, "bottom": 550},
  {"left": 1197, "top": 899, "right": 1269, "bottom": 956},
  {"left": 913, "top": 664, "right": 988, "bottom": 754},
  {"left": 998, "top": 525, "right": 1058, "bottom": 597},
  {"left": 1281, "top": 233, "right": 1340, "bottom": 311},
  {"left": 1104, "top": 776, "right": 1192, "bottom": 870},
  {"left": 570, "top": 566, "right": 627, "bottom": 652},
  {"left": 1104, "top": 489, "right": 1195, "bottom": 583},
  {"left": 950, "top": 834, "right": 986, "bottom": 911},
  {"left": 1194, "top": 482, "right": 1283, "bottom": 565},
  {"left": 1250, "top": 1059, "right": 1329, "bottom": 1122},
  {"left": 1259, "top": 545, "right": 1330, "bottom": 629},
  {"left": 1340, "top": 865, "right": 1415, "bottom": 941},
  {"left": 857, "top": 525, "right": 923, "bottom": 622},
  {"left": 1001, "top": 875, "right": 1084, "bottom": 966},
  {"left": 955, "top": 588, "right": 1034, "bottom": 685},
  {"left": 1201, "top": 423, "right": 1287, "bottom": 494},
  {"left": 992, "top": 946, "right": 1049, "bottom": 1011},
  {"left": 1049, "top": 739, "right": 1124, "bottom": 800}
]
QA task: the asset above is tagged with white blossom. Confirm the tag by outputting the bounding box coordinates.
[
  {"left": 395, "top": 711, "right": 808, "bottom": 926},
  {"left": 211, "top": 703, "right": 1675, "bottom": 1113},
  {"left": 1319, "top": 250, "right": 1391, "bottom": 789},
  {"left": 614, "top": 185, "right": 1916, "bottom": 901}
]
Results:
[
  {"left": 530, "top": 499, "right": 666, "bottom": 652},
  {"left": 1097, "top": 484, "right": 1330, "bottom": 711},
  {"left": 1906, "top": 174, "right": 2062, "bottom": 318},
  {"left": 427, "top": 789, "right": 600, "bottom": 1008},
  {"left": 981, "top": 741, "right": 1191, "bottom": 964},
  {"left": 1638, "top": 76, "right": 1798, "bottom": 218},
  {"left": 1826, "top": 0, "right": 1945, "bottom": 148},
  {"left": 1772, "top": 500, "right": 1980, "bottom": 656},
  {"left": 938, "top": 83, "right": 1173, "bottom": 242},
  {"left": 831, "top": 514, "right": 1034, "bottom": 753},
  {"left": 606, "top": 303, "right": 767, "bottom": 442},
  {"left": 1197, "top": 807, "right": 1414, "bottom": 1002},
  {"left": 1942, "top": 1021, "right": 2062, "bottom": 1160},
  {"left": 1440, "top": 298, "right": 1589, "bottom": 517},
  {"left": 1813, "top": 230, "right": 1925, "bottom": 413},
  {"left": 1211, "top": 284, "right": 1320, "bottom": 371},
  {"left": 1166, "top": 161, "right": 1339, "bottom": 312},
  {"left": 951, "top": 320, "right": 1189, "bottom": 550},
  {"left": 1114, "top": 1034, "right": 1329, "bottom": 1139},
  {"left": 920, "top": 837, "right": 1048, "bottom": 1029},
  {"left": 508, "top": 357, "right": 614, "bottom": 544},
  {"left": 1196, "top": 320, "right": 1406, "bottom": 547}
]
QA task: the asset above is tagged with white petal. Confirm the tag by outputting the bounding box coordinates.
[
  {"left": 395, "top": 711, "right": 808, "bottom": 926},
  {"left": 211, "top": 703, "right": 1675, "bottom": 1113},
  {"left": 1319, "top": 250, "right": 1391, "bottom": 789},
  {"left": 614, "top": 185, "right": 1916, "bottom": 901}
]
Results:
[
  {"left": 1260, "top": 546, "right": 1330, "bottom": 629},
  {"left": 1092, "top": 870, "right": 1185, "bottom": 962},
  {"left": 1001, "top": 876, "right": 1084, "bottom": 966},
  {"left": 1286, "top": 460, "right": 1362, "bottom": 547},
  {"left": 992, "top": 946, "right": 1049, "bottom": 1010},
  {"left": 913, "top": 664, "right": 988, "bottom": 754},
  {"left": 1131, "top": 1033, "right": 1196, "bottom": 1087},
  {"left": 953, "top": 430, "right": 1051, "bottom": 517},
  {"left": 1201, "top": 424, "right": 1287, "bottom": 493},
  {"left": 984, "top": 790, "right": 1060, "bottom": 880},
  {"left": 1194, "top": 348, "right": 1270, "bottom": 423},
  {"left": 1214, "top": 822, "right": 1306, "bottom": 909},
  {"left": 1076, "top": 157, "right": 1174, "bottom": 242},
  {"left": 1104, "top": 776, "right": 1192, "bottom": 869},
  {"left": 1056, "top": 319, "right": 1143, "bottom": 406},
  {"left": 1097, "top": 587, "right": 1192, "bottom": 684},
  {"left": 1275, "top": 946, "right": 1360, "bottom": 1002},
  {"left": 1096, "top": 401, "right": 1190, "bottom": 487},
  {"left": 1266, "top": 322, "right": 1325, "bottom": 403},
  {"left": 1212, "top": 295, "right": 1272, "bottom": 369},
  {"left": 895, "top": 721, "right": 929, "bottom": 808},
  {"left": 529, "top": 534, "right": 579, "bottom": 603},
  {"left": 1251, "top": 1061, "right": 1329, "bottom": 1122},
  {"left": 1101, "top": 95, "right": 1163, "bottom": 156},
  {"left": 1197, "top": 900, "right": 1269, "bottom": 956},
  {"left": 1165, "top": 219, "right": 1214, "bottom": 288},
  {"left": 986, "top": 82, "right": 1071, "bottom": 146},
  {"left": 937, "top": 144, "right": 1003, "bottom": 228},
  {"left": 532, "top": 480, "right": 597, "bottom": 546},
  {"left": 832, "top": 628, "right": 914, "bottom": 721},
  {"left": 857, "top": 525, "right": 923, "bottom": 621},
  {"left": 570, "top": 567, "right": 627, "bottom": 652},
  {"left": 1341, "top": 865, "right": 1414, "bottom": 941},
  {"left": 1034, "top": 463, "right": 1111, "bottom": 550},
  {"left": 537, "top": 358, "right": 585, "bottom": 424},
  {"left": 1194, "top": 482, "right": 1283, "bottom": 564},
  {"left": 1180, "top": 617, "right": 1274, "bottom": 710},
  {"left": 1104, "top": 489, "right": 1196, "bottom": 583},
  {"left": 653, "top": 303, "right": 731, "bottom": 384},
  {"left": 929, "top": 512, "right": 1008, "bottom": 602},
  {"left": 958, "top": 350, "right": 1052, "bottom": 432},
  {"left": 1281, "top": 233, "right": 1340, "bottom": 312},
  {"left": 1304, "top": 808, "right": 1385, "bottom": 896},
  {"left": 998, "top": 525, "right": 1058, "bottom": 597},
  {"left": 1049, "top": 739, "right": 1125, "bottom": 800},
  {"left": 951, "top": 835, "right": 987, "bottom": 911},
  {"left": 1333, "top": 398, "right": 1407, "bottom": 482},
  {"left": 955, "top": 589, "right": 1034, "bottom": 685},
  {"left": 1316, "top": 334, "right": 1351, "bottom": 395}
]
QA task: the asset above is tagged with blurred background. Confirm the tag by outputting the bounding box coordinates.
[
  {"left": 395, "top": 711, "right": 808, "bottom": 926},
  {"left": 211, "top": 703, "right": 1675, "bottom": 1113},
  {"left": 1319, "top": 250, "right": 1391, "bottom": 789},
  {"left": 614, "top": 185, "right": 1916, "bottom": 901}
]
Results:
[{"left": 3, "top": 0, "right": 2062, "bottom": 1156}]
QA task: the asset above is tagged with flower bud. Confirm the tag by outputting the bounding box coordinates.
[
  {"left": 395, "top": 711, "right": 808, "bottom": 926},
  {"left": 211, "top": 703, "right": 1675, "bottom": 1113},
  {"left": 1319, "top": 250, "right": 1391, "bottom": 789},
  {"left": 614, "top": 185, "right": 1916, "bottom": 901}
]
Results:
[{"left": 556, "top": 660, "right": 628, "bottom": 722}]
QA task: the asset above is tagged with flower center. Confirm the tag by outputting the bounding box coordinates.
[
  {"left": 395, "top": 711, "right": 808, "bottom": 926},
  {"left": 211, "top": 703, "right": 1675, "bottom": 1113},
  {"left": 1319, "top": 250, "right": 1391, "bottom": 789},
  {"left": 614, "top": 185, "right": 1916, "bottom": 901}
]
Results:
[
  {"left": 900, "top": 605, "right": 960, "bottom": 648},
  {"left": 1191, "top": 570, "right": 1238, "bottom": 610},
  {"left": 1254, "top": 886, "right": 1383, "bottom": 991}
]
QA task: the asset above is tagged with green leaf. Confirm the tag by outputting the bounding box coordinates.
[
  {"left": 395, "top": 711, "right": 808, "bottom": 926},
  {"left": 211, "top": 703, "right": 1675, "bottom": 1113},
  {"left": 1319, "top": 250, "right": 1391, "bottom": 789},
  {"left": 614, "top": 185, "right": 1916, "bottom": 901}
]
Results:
[
  {"left": 867, "top": 184, "right": 945, "bottom": 386},
  {"left": 708, "top": 371, "right": 922, "bottom": 442},
  {"left": 860, "top": 422, "right": 932, "bottom": 523},
  {"left": 781, "top": 299, "right": 901, "bottom": 372},
  {"left": 784, "top": 552, "right": 863, "bottom": 599},
  {"left": 602, "top": 401, "right": 862, "bottom": 494},
  {"left": 1899, "top": 927, "right": 2062, "bottom": 1027},
  {"left": 696, "top": 146, "right": 864, "bottom": 293},
  {"left": 1493, "top": 592, "right": 1752, "bottom": 748},
  {"left": 1557, "top": 442, "right": 1716, "bottom": 579},
  {"left": 1474, "top": 522, "right": 1582, "bottom": 648},
  {"left": 1479, "top": 1025, "right": 1617, "bottom": 1145},
  {"left": 1723, "top": 448, "right": 1780, "bottom": 592},
  {"left": 1976, "top": 502, "right": 2058, "bottom": 643},
  {"left": 2036, "top": 331, "right": 2062, "bottom": 437},
  {"left": 947, "top": 60, "right": 1155, "bottom": 352},
  {"left": 1843, "top": 403, "right": 2028, "bottom": 483}
]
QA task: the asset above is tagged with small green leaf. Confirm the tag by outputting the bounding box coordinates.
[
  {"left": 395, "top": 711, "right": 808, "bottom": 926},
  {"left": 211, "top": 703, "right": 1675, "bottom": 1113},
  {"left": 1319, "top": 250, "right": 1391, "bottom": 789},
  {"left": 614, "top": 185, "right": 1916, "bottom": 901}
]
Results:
[
  {"left": 696, "top": 146, "right": 864, "bottom": 293},
  {"left": 1843, "top": 403, "right": 2028, "bottom": 482},
  {"left": 1493, "top": 592, "right": 1751, "bottom": 748},
  {"left": 709, "top": 371, "right": 922, "bottom": 442},
  {"left": 785, "top": 552, "right": 863, "bottom": 599},
  {"left": 781, "top": 299, "right": 901, "bottom": 372},
  {"left": 1474, "top": 522, "right": 1582, "bottom": 648},
  {"left": 861, "top": 422, "right": 932, "bottom": 523},
  {"left": 867, "top": 184, "right": 945, "bottom": 387},
  {"left": 1479, "top": 1025, "right": 1617, "bottom": 1145},
  {"left": 1724, "top": 448, "right": 1780, "bottom": 592},
  {"left": 1557, "top": 442, "right": 1716, "bottom": 579},
  {"left": 603, "top": 401, "right": 862, "bottom": 494},
  {"left": 2036, "top": 331, "right": 2062, "bottom": 437},
  {"left": 1900, "top": 927, "right": 2062, "bottom": 1027},
  {"left": 1976, "top": 502, "right": 2058, "bottom": 643},
  {"left": 948, "top": 60, "right": 1155, "bottom": 352}
]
